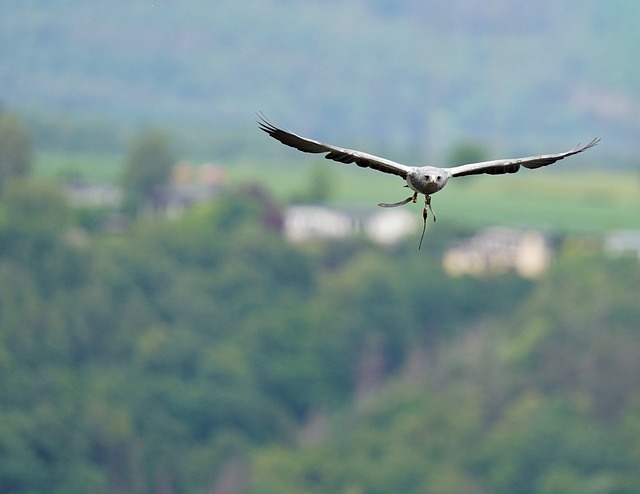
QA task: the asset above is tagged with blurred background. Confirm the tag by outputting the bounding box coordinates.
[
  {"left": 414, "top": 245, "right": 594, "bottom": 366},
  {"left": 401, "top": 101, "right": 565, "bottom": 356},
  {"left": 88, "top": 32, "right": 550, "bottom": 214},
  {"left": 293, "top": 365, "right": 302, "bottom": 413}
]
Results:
[{"left": 1, "top": 1, "right": 639, "bottom": 493}]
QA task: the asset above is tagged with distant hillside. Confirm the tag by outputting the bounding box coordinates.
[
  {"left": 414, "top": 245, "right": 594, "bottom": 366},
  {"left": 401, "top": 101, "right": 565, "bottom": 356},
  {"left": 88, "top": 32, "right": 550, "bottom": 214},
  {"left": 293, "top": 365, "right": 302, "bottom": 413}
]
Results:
[{"left": 2, "top": 0, "right": 639, "bottom": 160}]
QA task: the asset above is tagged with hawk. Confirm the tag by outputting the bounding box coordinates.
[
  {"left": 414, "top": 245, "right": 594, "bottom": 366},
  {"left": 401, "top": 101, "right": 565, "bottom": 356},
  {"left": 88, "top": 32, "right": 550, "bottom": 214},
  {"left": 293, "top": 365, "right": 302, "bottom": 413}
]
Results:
[{"left": 258, "top": 115, "right": 599, "bottom": 248}]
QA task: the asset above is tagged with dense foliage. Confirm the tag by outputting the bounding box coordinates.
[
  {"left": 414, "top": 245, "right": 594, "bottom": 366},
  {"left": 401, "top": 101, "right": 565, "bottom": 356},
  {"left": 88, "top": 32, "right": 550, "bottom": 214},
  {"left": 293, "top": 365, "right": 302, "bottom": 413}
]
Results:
[
  {"left": 250, "top": 256, "right": 640, "bottom": 494},
  {"left": 0, "top": 175, "right": 638, "bottom": 493},
  {"left": 121, "top": 130, "right": 176, "bottom": 213}
]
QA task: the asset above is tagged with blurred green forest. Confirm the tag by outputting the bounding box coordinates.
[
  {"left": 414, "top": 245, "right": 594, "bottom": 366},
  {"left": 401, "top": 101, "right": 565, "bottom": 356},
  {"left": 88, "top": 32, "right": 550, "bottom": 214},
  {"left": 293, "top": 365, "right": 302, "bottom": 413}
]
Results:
[{"left": 0, "top": 169, "right": 639, "bottom": 492}]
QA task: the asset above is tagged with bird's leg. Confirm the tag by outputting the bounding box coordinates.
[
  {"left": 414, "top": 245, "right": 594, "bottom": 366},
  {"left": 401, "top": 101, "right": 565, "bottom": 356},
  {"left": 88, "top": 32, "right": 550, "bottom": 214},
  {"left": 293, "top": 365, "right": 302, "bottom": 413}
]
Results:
[
  {"left": 418, "top": 195, "right": 435, "bottom": 250},
  {"left": 377, "top": 192, "right": 418, "bottom": 208},
  {"left": 426, "top": 195, "right": 436, "bottom": 222},
  {"left": 418, "top": 196, "right": 429, "bottom": 250}
]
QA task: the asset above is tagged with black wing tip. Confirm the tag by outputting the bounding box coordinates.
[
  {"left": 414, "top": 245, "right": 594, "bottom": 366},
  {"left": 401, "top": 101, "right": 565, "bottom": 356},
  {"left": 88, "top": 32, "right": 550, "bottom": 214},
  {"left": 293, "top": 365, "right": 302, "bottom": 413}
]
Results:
[
  {"left": 587, "top": 137, "right": 601, "bottom": 148},
  {"left": 574, "top": 137, "right": 601, "bottom": 152},
  {"left": 255, "top": 113, "right": 323, "bottom": 154},
  {"left": 256, "top": 111, "right": 278, "bottom": 135}
]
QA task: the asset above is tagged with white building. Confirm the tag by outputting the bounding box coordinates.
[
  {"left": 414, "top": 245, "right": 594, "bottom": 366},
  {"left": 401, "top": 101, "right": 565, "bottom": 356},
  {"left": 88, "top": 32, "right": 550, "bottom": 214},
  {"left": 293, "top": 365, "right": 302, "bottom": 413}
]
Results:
[
  {"left": 443, "top": 227, "right": 552, "bottom": 279},
  {"left": 64, "top": 180, "right": 122, "bottom": 208},
  {"left": 604, "top": 230, "right": 640, "bottom": 259},
  {"left": 283, "top": 205, "right": 418, "bottom": 245}
]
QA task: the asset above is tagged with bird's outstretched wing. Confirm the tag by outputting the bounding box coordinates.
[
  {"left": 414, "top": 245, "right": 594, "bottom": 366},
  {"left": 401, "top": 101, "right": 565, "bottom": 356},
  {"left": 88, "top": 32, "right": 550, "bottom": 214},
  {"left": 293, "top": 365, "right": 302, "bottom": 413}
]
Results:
[
  {"left": 447, "top": 138, "right": 600, "bottom": 177},
  {"left": 257, "top": 115, "right": 412, "bottom": 179}
]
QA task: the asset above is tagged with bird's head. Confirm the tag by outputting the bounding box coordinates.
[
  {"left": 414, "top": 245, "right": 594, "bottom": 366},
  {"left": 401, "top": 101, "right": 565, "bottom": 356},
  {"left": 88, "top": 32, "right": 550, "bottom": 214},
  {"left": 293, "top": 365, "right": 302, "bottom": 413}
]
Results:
[
  {"left": 408, "top": 167, "right": 450, "bottom": 194},
  {"left": 424, "top": 172, "right": 444, "bottom": 185}
]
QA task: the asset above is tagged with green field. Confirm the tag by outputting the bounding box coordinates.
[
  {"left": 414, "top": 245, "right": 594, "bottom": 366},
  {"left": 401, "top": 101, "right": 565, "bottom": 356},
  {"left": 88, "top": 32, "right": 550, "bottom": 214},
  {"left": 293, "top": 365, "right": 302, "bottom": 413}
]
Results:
[
  {"left": 227, "top": 159, "right": 640, "bottom": 234},
  {"left": 34, "top": 151, "right": 124, "bottom": 184},
  {"left": 35, "top": 151, "right": 640, "bottom": 234}
]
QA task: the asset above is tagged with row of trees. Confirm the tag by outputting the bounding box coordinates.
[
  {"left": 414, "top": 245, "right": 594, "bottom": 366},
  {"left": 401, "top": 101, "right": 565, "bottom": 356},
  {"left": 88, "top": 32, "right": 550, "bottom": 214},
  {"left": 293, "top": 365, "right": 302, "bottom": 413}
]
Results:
[
  {"left": 0, "top": 107, "right": 176, "bottom": 215},
  {"left": 2, "top": 106, "right": 493, "bottom": 221},
  {"left": 0, "top": 109, "right": 32, "bottom": 189}
]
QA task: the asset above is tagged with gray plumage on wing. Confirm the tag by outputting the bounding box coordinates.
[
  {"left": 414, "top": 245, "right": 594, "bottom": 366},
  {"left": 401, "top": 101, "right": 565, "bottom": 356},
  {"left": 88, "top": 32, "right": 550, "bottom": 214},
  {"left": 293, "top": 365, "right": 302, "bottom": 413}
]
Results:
[
  {"left": 257, "top": 116, "right": 412, "bottom": 178},
  {"left": 258, "top": 115, "right": 598, "bottom": 181},
  {"left": 447, "top": 138, "right": 600, "bottom": 177}
]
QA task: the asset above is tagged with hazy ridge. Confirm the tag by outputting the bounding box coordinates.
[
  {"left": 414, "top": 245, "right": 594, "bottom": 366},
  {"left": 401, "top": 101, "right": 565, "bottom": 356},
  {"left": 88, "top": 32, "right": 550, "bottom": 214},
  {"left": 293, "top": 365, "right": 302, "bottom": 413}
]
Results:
[{"left": 2, "top": 0, "right": 639, "bottom": 160}]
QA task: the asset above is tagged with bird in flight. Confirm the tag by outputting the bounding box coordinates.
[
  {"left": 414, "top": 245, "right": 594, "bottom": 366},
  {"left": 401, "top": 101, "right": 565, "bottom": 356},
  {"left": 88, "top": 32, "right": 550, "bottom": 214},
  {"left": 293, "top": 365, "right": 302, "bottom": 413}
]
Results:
[{"left": 257, "top": 115, "right": 600, "bottom": 248}]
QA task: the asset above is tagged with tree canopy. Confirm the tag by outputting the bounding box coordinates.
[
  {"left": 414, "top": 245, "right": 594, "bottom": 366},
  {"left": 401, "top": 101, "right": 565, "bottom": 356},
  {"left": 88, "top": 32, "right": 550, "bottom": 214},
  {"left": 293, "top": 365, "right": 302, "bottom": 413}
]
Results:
[
  {"left": 0, "top": 111, "right": 32, "bottom": 189},
  {"left": 0, "top": 172, "right": 638, "bottom": 493},
  {"left": 121, "top": 130, "right": 176, "bottom": 213}
]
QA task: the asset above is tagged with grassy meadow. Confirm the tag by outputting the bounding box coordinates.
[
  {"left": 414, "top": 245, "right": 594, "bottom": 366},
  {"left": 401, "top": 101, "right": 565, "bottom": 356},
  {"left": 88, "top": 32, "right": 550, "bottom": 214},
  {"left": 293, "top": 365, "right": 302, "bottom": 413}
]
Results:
[
  {"left": 35, "top": 151, "right": 639, "bottom": 234},
  {"left": 34, "top": 151, "right": 124, "bottom": 184}
]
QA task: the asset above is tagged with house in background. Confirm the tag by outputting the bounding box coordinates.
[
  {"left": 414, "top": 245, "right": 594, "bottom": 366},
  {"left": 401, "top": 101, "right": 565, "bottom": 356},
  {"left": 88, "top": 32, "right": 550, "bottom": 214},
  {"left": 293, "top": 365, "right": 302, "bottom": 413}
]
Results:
[
  {"left": 64, "top": 179, "right": 122, "bottom": 208},
  {"left": 141, "top": 162, "right": 226, "bottom": 218},
  {"left": 365, "top": 209, "right": 419, "bottom": 246},
  {"left": 283, "top": 205, "right": 359, "bottom": 243},
  {"left": 442, "top": 227, "right": 553, "bottom": 279},
  {"left": 283, "top": 205, "right": 418, "bottom": 245},
  {"left": 604, "top": 230, "right": 640, "bottom": 260}
]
